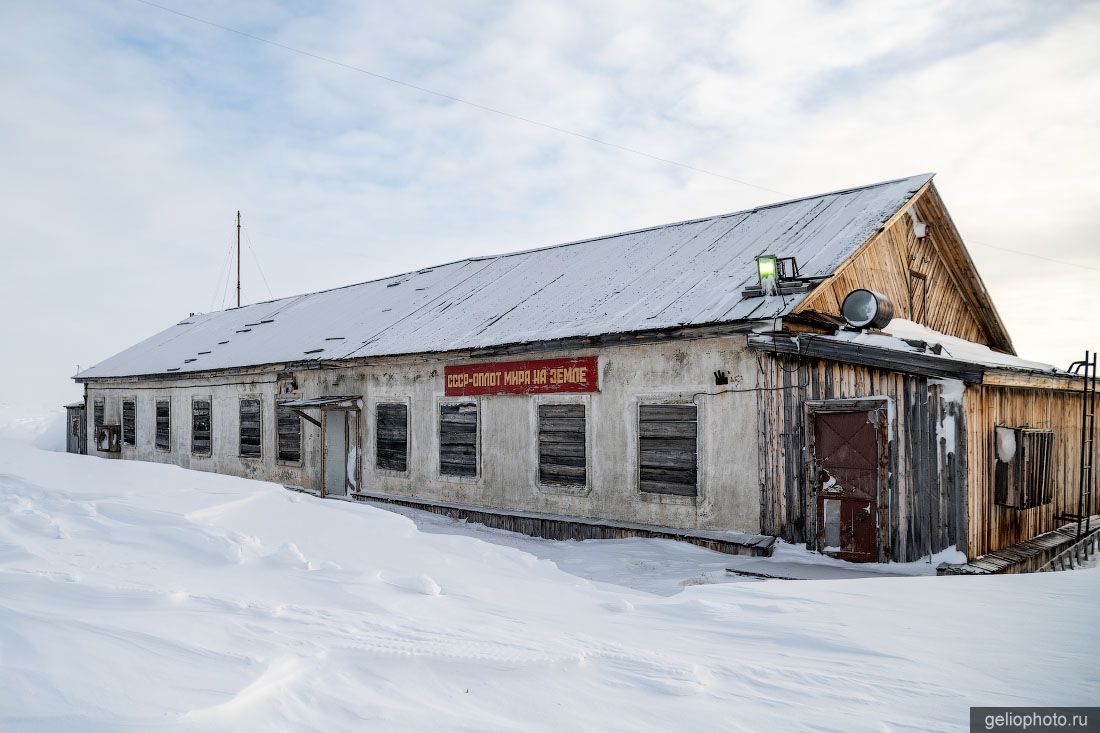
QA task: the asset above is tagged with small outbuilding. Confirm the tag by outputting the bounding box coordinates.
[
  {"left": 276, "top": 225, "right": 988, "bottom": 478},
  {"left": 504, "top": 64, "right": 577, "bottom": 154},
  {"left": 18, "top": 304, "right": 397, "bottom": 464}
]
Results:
[
  {"left": 69, "top": 174, "right": 1097, "bottom": 569},
  {"left": 64, "top": 401, "right": 87, "bottom": 455}
]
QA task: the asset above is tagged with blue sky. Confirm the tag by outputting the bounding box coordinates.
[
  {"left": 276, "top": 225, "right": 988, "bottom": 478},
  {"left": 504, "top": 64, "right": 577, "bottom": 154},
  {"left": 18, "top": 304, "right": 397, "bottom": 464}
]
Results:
[{"left": 1, "top": 0, "right": 1098, "bottom": 412}]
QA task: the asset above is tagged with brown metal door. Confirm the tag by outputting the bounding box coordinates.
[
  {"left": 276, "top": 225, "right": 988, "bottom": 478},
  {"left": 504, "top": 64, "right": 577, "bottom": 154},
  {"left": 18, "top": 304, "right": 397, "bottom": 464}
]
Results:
[{"left": 812, "top": 409, "right": 883, "bottom": 562}]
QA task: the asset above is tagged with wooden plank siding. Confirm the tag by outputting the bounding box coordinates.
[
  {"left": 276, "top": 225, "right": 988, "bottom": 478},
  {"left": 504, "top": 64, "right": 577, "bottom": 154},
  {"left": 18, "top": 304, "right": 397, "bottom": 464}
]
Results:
[
  {"left": 350, "top": 490, "right": 777, "bottom": 557},
  {"left": 964, "top": 384, "right": 1094, "bottom": 557},
  {"left": 793, "top": 183, "right": 1013, "bottom": 353},
  {"left": 638, "top": 404, "right": 698, "bottom": 496},
  {"left": 239, "top": 398, "right": 262, "bottom": 458},
  {"left": 276, "top": 402, "right": 302, "bottom": 463},
  {"left": 191, "top": 399, "right": 212, "bottom": 456},
  {"left": 376, "top": 403, "right": 408, "bottom": 472},
  {"left": 121, "top": 400, "right": 135, "bottom": 446},
  {"left": 155, "top": 400, "right": 170, "bottom": 451},
  {"left": 440, "top": 403, "right": 477, "bottom": 477},
  {"left": 757, "top": 352, "right": 968, "bottom": 561},
  {"left": 537, "top": 404, "right": 586, "bottom": 486}
]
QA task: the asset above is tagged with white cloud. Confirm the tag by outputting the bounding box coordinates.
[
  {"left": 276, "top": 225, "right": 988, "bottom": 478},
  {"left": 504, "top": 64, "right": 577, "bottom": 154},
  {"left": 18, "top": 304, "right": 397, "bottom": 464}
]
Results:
[{"left": 0, "top": 0, "right": 1097, "bottom": 412}]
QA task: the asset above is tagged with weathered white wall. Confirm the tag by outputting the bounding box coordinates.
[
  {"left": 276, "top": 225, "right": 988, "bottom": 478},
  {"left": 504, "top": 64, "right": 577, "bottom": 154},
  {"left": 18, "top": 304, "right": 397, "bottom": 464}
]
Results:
[
  {"left": 84, "top": 335, "right": 762, "bottom": 534},
  {"left": 84, "top": 375, "right": 309, "bottom": 487}
]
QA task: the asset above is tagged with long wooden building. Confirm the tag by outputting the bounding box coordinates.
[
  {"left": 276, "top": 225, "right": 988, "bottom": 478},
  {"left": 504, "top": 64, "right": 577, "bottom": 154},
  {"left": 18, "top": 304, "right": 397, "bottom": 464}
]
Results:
[{"left": 68, "top": 174, "right": 1097, "bottom": 568}]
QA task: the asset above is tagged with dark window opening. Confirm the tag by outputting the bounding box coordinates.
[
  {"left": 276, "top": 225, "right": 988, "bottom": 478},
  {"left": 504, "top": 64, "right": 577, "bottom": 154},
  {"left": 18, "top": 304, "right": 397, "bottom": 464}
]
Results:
[
  {"left": 122, "top": 400, "right": 135, "bottom": 445},
  {"left": 994, "top": 426, "right": 1054, "bottom": 509},
  {"left": 440, "top": 403, "right": 476, "bottom": 477},
  {"left": 639, "top": 404, "right": 698, "bottom": 496},
  {"left": 239, "top": 398, "right": 262, "bottom": 458},
  {"left": 93, "top": 399, "right": 104, "bottom": 429},
  {"left": 155, "top": 400, "right": 170, "bottom": 451},
  {"left": 276, "top": 401, "right": 302, "bottom": 463},
  {"left": 376, "top": 403, "right": 408, "bottom": 472},
  {"left": 538, "top": 404, "right": 586, "bottom": 486},
  {"left": 908, "top": 270, "right": 928, "bottom": 325},
  {"left": 192, "top": 399, "right": 211, "bottom": 456}
]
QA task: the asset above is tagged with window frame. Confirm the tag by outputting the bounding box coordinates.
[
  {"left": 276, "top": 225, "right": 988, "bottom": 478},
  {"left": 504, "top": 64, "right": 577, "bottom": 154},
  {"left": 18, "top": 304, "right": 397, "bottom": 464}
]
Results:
[
  {"left": 275, "top": 399, "right": 303, "bottom": 465},
  {"left": 438, "top": 398, "right": 479, "bottom": 481},
  {"left": 154, "top": 399, "right": 171, "bottom": 452},
  {"left": 536, "top": 401, "right": 588, "bottom": 491},
  {"left": 636, "top": 401, "right": 699, "bottom": 499},
  {"left": 994, "top": 426, "right": 1055, "bottom": 509},
  {"left": 191, "top": 396, "right": 212, "bottom": 457},
  {"left": 121, "top": 398, "right": 136, "bottom": 446},
  {"left": 238, "top": 396, "right": 263, "bottom": 460},
  {"left": 93, "top": 398, "right": 105, "bottom": 429},
  {"left": 375, "top": 401, "right": 410, "bottom": 474}
]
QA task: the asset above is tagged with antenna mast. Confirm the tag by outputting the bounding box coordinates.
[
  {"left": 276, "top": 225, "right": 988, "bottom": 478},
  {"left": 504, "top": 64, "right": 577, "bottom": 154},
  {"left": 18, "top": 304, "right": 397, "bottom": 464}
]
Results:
[{"left": 236, "top": 210, "right": 241, "bottom": 307}]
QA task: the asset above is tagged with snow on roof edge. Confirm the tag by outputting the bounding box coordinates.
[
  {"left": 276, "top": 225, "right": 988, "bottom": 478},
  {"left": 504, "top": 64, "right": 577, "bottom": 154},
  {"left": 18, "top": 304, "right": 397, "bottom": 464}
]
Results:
[{"left": 830, "top": 319, "right": 1066, "bottom": 375}]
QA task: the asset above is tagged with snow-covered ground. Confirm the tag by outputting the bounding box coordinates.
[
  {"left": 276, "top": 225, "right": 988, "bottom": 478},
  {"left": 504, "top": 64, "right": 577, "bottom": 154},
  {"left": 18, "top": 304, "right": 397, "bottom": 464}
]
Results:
[
  {"left": 0, "top": 403, "right": 66, "bottom": 452},
  {"left": 1, "top": 440, "right": 1097, "bottom": 732},
  {"left": 370, "top": 500, "right": 962, "bottom": 595}
]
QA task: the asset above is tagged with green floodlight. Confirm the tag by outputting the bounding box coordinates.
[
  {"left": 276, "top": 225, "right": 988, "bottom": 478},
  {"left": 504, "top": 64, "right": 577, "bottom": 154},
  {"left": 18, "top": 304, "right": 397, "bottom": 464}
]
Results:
[{"left": 756, "top": 254, "right": 778, "bottom": 286}]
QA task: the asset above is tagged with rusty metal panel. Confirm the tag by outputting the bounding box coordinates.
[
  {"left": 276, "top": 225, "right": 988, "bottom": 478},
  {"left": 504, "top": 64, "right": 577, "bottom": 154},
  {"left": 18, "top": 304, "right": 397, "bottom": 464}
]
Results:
[{"left": 807, "top": 400, "right": 889, "bottom": 563}]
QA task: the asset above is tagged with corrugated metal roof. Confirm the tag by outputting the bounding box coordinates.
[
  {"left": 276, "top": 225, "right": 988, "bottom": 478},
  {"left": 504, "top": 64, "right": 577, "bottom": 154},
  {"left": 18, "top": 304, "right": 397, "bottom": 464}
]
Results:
[{"left": 77, "top": 173, "right": 932, "bottom": 380}]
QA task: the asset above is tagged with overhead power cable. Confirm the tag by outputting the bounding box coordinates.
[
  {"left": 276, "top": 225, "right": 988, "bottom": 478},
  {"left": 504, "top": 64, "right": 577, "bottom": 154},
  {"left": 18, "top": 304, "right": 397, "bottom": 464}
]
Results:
[
  {"left": 967, "top": 239, "right": 1100, "bottom": 273},
  {"left": 208, "top": 237, "right": 235, "bottom": 312},
  {"left": 132, "top": 0, "right": 783, "bottom": 195},
  {"left": 242, "top": 224, "right": 276, "bottom": 299},
  {"left": 136, "top": 0, "right": 1098, "bottom": 275}
]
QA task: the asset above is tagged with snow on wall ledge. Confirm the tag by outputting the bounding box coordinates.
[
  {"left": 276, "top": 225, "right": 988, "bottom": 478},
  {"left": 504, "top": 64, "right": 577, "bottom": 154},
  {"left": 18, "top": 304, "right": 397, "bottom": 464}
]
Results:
[
  {"left": 76, "top": 174, "right": 932, "bottom": 379},
  {"left": 838, "top": 318, "right": 1064, "bottom": 373}
]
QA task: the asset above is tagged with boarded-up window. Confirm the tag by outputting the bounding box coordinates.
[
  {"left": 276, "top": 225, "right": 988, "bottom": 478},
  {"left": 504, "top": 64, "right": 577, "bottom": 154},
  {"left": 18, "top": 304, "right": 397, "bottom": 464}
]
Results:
[
  {"left": 440, "top": 403, "right": 477, "bottom": 477},
  {"left": 538, "top": 404, "right": 586, "bottom": 486},
  {"left": 276, "top": 402, "right": 301, "bottom": 463},
  {"left": 122, "top": 400, "right": 135, "bottom": 445},
  {"left": 239, "top": 399, "right": 262, "bottom": 458},
  {"left": 994, "top": 426, "right": 1054, "bottom": 509},
  {"left": 93, "top": 399, "right": 104, "bottom": 428},
  {"left": 191, "top": 399, "right": 211, "bottom": 456},
  {"left": 377, "top": 403, "right": 408, "bottom": 472},
  {"left": 155, "top": 400, "right": 170, "bottom": 451},
  {"left": 639, "top": 404, "right": 697, "bottom": 496}
]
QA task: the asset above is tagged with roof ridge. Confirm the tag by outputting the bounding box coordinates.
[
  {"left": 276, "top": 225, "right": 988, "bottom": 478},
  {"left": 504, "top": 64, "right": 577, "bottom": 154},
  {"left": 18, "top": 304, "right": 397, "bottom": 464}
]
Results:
[
  {"left": 469, "top": 172, "right": 934, "bottom": 262},
  {"left": 195, "top": 173, "right": 934, "bottom": 317}
]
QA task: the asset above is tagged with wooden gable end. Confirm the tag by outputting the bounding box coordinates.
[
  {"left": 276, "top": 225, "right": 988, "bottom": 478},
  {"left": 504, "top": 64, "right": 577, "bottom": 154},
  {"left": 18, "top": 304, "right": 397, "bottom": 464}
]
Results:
[{"left": 793, "top": 182, "right": 1015, "bottom": 353}]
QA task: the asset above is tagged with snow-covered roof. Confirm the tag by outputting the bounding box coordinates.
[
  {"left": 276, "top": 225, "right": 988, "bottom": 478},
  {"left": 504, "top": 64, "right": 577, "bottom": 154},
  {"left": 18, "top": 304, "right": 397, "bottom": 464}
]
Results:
[{"left": 77, "top": 174, "right": 933, "bottom": 380}]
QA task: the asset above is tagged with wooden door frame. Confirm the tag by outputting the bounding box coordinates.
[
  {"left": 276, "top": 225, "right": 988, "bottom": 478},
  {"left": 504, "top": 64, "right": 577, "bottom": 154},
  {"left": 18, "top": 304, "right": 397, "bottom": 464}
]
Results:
[
  {"left": 320, "top": 406, "right": 361, "bottom": 498},
  {"left": 804, "top": 398, "right": 891, "bottom": 563}
]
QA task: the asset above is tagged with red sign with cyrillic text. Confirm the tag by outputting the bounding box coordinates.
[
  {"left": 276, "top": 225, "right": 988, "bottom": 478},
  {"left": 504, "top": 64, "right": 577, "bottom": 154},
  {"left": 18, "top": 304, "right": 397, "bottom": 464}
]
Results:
[{"left": 444, "top": 357, "right": 599, "bottom": 396}]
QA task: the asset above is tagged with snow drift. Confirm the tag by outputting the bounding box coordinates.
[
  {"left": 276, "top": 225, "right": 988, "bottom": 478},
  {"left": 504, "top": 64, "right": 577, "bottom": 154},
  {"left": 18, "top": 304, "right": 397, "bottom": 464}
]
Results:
[{"left": 0, "top": 440, "right": 1096, "bottom": 731}]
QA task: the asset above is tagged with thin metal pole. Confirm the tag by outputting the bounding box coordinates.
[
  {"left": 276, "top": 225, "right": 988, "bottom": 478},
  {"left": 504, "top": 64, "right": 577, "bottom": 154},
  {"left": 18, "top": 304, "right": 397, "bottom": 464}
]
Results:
[
  {"left": 1087, "top": 352, "right": 1096, "bottom": 535},
  {"left": 236, "top": 210, "right": 241, "bottom": 308},
  {"left": 1077, "top": 350, "right": 1090, "bottom": 539}
]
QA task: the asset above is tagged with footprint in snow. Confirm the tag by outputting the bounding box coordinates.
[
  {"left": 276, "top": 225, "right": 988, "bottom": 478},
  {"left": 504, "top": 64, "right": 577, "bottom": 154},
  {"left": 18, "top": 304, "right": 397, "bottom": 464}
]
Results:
[
  {"left": 270, "top": 542, "right": 315, "bottom": 571},
  {"left": 602, "top": 598, "right": 635, "bottom": 613},
  {"left": 382, "top": 572, "right": 442, "bottom": 596}
]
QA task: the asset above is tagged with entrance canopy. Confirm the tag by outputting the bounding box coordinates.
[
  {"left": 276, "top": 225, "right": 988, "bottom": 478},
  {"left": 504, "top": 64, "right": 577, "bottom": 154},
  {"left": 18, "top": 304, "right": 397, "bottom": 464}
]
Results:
[
  {"left": 280, "top": 396, "right": 361, "bottom": 410},
  {"left": 281, "top": 396, "right": 361, "bottom": 428}
]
